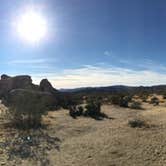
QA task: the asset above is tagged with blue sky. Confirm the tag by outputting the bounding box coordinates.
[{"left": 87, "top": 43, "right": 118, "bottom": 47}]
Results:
[{"left": 0, "top": 0, "right": 166, "bottom": 88}]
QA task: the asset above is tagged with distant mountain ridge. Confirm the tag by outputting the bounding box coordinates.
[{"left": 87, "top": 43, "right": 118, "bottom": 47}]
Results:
[{"left": 60, "top": 85, "right": 166, "bottom": 95}]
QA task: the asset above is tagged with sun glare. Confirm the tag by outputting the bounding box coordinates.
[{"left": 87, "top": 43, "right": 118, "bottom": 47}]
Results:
[{"left": 16, "top": 10, "right": 47, "bottom": 43}]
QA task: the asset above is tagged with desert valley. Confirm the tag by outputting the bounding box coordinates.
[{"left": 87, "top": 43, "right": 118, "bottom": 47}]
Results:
[{"left": 0, "top": 75, "right": 166, "bottom": 165}]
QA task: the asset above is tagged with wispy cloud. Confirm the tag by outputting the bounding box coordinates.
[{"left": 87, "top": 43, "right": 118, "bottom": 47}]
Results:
[
  {"left": 8, "top": 58, "right": 56, "bottom": 65},
  {"left": 31, "top": 65, "right": 166, "bottom": 89},
  {"left": 8, "top": 59, "right": 46, "bottom": 64}
]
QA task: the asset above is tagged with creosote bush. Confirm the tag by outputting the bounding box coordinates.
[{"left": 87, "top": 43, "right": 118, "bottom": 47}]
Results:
[
  {"left": 110, "top": 95, "right": 121, "bottom": 105},
  {"left": 150, "top": 97, "right": 159, "bottom": 106},
  {"left": 163, "top": 94, "right": 166, "bottom": 99},
  {"left": 130, "top": 101, "right": 142, "bottom": 109},
  {"left": 69, "top": 105, "right": 83, "bottom": 119},
  {"left": 7, "top": 90, "right": 54, "bottom": 129},
  {"left": 69, "top": 100, "right": 109, "bottom": 120},
  {"left": 110, "top": 95, "right": 132, "bottom": 107},
  {"left": 84, "top": 100, "right": 101, "bottom": 118},
  {"left": 141, "top": 95, "right": 148, "bottom": 102}
]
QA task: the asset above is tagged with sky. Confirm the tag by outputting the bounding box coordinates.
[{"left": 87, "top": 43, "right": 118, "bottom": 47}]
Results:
[{"left": 0, "top": 0, "right": 166, "bottom": 88}]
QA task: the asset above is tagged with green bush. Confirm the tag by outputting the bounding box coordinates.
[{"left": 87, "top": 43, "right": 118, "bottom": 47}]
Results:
[
  {"left": 69, "top": 101, "right": 109, "bottom": 120},
  {"left": 84, "top": 100, "right": 101, "bottom": 117}
]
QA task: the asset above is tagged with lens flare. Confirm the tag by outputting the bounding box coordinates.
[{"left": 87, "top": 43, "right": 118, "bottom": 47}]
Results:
[{"left": 16, "top": 10, "right": 47, "bottom": 43}]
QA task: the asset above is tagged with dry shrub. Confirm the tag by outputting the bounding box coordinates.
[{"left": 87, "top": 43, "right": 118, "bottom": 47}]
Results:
[
  {"left": 69, "top": 100, "right": 109, "bottom": 120},
  {"left": 150, "top": 97, "right": 159, "bottom": 106},
  {"left": 130, "top": 101, "right": 142, "bottom": 109},
  {"left": 128, "top": 119, "right": 148, "bottom": 128},
  {"left": 69, "top": 105, "right": 83, "bottom": 119},
  {"left": 7, "top": 89, "right": 54, "bottom": 129},
  {"left": 111, "top": 95, "right": 132, "bottom": 107}
]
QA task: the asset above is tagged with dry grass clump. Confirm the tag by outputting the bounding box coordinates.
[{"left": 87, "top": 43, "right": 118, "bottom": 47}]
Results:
[
  {"left": 128, "top": 117, "right": 155, "bottom": 128},
  {"left": 128, "top": 119, "right": 147, "bottom": 128}
]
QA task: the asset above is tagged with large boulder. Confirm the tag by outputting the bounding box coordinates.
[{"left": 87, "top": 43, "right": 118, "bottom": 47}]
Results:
[
  {"left": 0, "top": 75, "right": 33, "bottom": 97},
  {"left": 39, "top": 79, "right": 57, "bottom": 94},
  {"left": 7, "top": 89, "right": 57, "bottom": 109},
  {"left": 1, "top": 74, "right": 11, "bottom": 80},
  {"left": 0, "top": 74, "right": 61, "bottom": 109}
]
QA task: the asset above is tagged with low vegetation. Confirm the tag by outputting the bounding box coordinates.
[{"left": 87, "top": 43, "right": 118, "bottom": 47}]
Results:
[
  {"left": 130, "top": 101, "right": 142, "bottom": 109},
  {"left": 110, "top": 95, "right": 132, "bottom": 107},
  {"left": 2, "top": 74, "right": 166, "bottom": 165},
  {"left": 69, "top": 105, "right": 83, "bottom": 118},
  {"left": 150, "top": 97, "right": 159, "bottom": 106},
  {"left": 128, "top": 119, "right": 148, "bottom": 128},
  {"left": 7, "top": 90, "right": 54, "bottom": 129},
  {"left": 69, "top": 100, "right": 109, "bottom": 120},
  {"left": 141, "top": 95, "right": 148, "bottom": 102}
]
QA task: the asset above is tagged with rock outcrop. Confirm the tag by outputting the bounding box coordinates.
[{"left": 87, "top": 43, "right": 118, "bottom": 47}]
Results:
[
  {"left": 0, "top": 75, "right": 33, "bottom": 97},
  {"left": 0, "top": 74, "right": 59, "bottom": 108},
  {"left": 40, "top": 79, "right": 58, "bottom": 94},
  {"left": 1, "top": 74, "right": 11, "bottom": 80},
  {"left": 8, "top": 89, "right": 58, "bottom": 109}
]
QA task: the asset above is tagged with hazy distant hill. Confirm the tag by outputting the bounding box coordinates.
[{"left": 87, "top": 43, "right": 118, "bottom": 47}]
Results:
[{"left": 60, "top": 85, "right": 166, "bottom": 95}]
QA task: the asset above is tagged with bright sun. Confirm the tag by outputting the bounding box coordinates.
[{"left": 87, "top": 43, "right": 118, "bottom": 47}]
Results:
[{"left": 16, "top": 10, "right": 47, "bottom": 43}]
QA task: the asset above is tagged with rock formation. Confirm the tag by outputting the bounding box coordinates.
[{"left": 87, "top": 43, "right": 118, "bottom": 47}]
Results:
[
  {"left": 0, "top": 75, "right": 33, "bottom": 97},
  {"left": 39, "top": 79, "right": 58, "bottom": 94},
  {"left": 0, "top": 74, "right": 59, "bottom": 108}
]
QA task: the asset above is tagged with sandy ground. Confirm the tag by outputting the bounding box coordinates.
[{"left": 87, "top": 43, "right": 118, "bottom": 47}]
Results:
[{"left": 1, "top": 101, "right": 166, "bottom": 165}]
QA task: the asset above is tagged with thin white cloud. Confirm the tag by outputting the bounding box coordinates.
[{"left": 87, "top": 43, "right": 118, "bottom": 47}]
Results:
[
  {"left": 31, "top": 65, "right": 166, "bottom": 89},
  {"left": 8, "top": 59, "right": 47, "bottom": 64},
  {"left": 8, "top": 58, "right": 57, "bottom": 65}
]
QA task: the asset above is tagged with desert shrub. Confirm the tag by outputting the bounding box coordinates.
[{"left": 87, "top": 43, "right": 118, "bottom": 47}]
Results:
[
  {"left": 69, "top": 101, "right": 109, "bottom": 120},
  {"left": 130, "top": 101, "right": 142, "bottom": 109},
  {"left": 128, "top": 119, "right": 147, "bottom": 128},
  {"left": 69, "top": 106, "right": 77, "bottom": 119},
  {"left": 163, "top": 94, "right": 166, "bottom": 99},
  {"left": 84, "top": 100, "right": 109, "bottom": 120},
  {"left": 69, "top": 105, "right": 84, "bottom": 118},
  {"left": 150, "top": 97, "right": 159, "bottom": 106},
  {"left": 110, "top": 95, "right": 131, "bottom": 107},
  {"left": 110, "top": 95, "right": 121, "bottom": 105},
  {"left": 84, "top": 100, "right": 101, "bottom": 118},
  {"left": 77, "top": 106, "right": 84, "bottom": 115},
  {"left": 59, "top": 94, "right": 81, "bottom": 109},
  {"left": 119, "top": 96, "right": 132, "bottom": 107},
  {"left": 7, "top": 90, "right": 54, "bottom": 129},
  {"left": 141, "top": 95, "right": 148, "bottom": 102}
]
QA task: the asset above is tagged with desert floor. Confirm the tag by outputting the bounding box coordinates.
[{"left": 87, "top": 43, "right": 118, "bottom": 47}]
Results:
[{"left": 1, "top": 101, "right": 166, "bottom": 166}]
